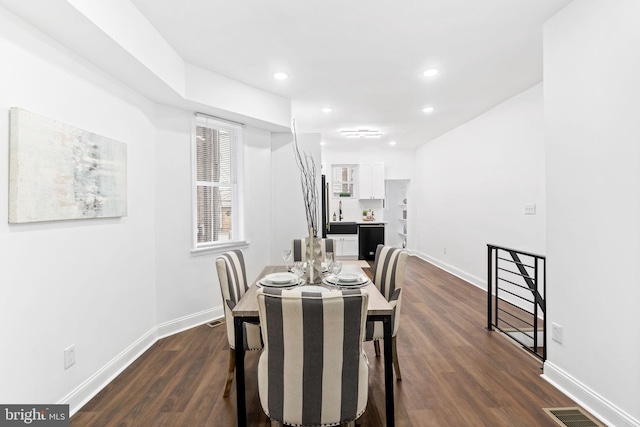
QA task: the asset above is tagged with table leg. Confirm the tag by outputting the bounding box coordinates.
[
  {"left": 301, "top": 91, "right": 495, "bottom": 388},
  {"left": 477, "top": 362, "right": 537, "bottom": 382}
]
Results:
[
  {"left": 234, "top": 318, "right": 246, "bottom": 427},
  {"left": 383, "top": 316, "right": 395, "bottom": 427}
]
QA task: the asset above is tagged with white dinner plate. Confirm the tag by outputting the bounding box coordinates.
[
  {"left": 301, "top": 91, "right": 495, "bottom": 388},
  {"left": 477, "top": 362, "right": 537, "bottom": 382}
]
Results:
[
  {"left": 264, "top": 272, "right": 297, "bottom": 284},
  {"left": 322, "top": 276, "right": 369, "bottom": 288},
  {"left": 257, "top": 278, "right": 301, "bottom": 288},
  {"left": 336, "top": 273, "right": 359, "bottom": 282}
]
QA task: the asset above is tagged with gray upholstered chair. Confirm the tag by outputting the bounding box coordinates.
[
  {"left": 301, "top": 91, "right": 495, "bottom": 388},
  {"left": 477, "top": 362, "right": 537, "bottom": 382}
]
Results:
[
  {"left": 215, "top": 249, "right": 263, "bottom": 397},
  {"left": 292, "top": 238, "right": 335, "bottom": 262},
  {"left": 256, "top": 287, "right": 369, "bottom": 427},
  {"left": 365, "top": 245, "right": 409, "bottom": 380}
]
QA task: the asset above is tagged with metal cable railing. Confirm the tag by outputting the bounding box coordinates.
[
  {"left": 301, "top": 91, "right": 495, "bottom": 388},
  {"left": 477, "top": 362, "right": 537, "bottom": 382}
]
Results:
[{"left": 487, "top": 244, "right": 546, "bottom": 361}]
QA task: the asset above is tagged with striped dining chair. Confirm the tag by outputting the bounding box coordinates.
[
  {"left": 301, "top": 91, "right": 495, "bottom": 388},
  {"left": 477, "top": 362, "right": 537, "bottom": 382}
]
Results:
[
  {"left": 292, "top": 238, "right": 335, "bottom": 262},
  {"left": 215, "top": 249, "right": 263, "bottom": 397},
  {"left": 256, "top": 287, "right": 369, "bottom": 427},
  {"left": 365, "top": 245, "right": 409, "bottom": 380}
]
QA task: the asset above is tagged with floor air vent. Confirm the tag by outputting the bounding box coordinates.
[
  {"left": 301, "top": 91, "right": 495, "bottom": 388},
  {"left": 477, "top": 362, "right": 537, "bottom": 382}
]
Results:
[
  {"left": 206, "top": 319, "right": 225, "bottom": 328},
  {"left": 543, "top": 407, "right": 604, "bottom": 427}
]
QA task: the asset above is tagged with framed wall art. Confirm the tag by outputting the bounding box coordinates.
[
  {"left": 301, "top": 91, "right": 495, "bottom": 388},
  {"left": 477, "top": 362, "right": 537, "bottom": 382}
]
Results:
[{"left": 8, "top": 108, "right": 127, "bottom": 223}]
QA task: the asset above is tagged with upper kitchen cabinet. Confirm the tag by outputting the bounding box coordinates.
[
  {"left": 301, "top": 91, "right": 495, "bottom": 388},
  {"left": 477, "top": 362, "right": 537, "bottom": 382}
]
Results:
[
  {"left": 359, "top": 162, "right": 385, "bottom": 199},
  {"left": 331, "top": 164, "right": 357, "bottom": 198}
]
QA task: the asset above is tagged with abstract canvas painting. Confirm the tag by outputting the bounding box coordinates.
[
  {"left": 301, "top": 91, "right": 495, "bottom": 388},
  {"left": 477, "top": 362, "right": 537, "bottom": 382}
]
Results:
[{"left": 8, "top": 108, "right": 127, "bottom": 223}]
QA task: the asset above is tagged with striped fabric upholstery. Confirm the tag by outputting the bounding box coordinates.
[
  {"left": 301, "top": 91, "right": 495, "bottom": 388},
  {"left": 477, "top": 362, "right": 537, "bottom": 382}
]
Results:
[
  {"left": 215, "top": 250, "right": 262, "bottom": 351},
  {"left": 292, "top": 238, "right": 336, "bottom": 262},
  {"left": 365, "top": 245, "right": 409, "bottom": 341},
  {"left": 256, "top": 287, "right": 369, "bottom": 427}
]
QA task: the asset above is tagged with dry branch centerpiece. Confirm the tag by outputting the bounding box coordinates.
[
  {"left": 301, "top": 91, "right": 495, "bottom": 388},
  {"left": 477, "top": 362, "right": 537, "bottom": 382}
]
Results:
[{"left": 292, "top": 121, "right": 322, "bottom": 284}]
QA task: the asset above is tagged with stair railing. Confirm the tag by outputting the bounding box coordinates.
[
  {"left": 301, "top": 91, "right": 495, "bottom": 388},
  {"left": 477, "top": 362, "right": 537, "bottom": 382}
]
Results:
[{"left": 487, "top": 244, "right": 546, "bottom": 361}]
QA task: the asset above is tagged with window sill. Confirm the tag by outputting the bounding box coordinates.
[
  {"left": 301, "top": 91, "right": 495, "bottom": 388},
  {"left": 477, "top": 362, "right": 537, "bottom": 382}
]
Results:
[{"left": 191, "top": 240, "right": 250, "bottom": 257}]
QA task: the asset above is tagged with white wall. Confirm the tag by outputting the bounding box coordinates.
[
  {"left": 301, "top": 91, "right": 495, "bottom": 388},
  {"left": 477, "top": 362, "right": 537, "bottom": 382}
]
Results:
[
  {"left": 543, "top": 2, "right": 640, "bottom": 426},
  {"left": 413, "top": 84, "right": 546, "bottom": 287},
  {"left": 0, "top": 10, "right": 157, "bottom": 407},
  {"left": 0, "top": 5, "right": 279, "bottom": 414}
]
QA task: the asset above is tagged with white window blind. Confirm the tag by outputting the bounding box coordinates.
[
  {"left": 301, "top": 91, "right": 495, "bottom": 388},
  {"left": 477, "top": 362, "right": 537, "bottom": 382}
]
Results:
[{"left": 193, "top": 114, "right": 244, "bottom": 248}]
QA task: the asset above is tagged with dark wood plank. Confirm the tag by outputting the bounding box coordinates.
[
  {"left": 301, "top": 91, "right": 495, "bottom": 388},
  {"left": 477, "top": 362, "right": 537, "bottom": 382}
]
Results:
[{"left": 71, "top": 256, "right": 596, "bottom": 426}]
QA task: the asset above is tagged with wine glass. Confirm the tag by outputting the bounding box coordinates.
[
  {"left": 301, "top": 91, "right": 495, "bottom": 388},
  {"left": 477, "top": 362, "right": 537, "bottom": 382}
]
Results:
[
  {"left": 282, "top": 249, "right": 292, "bottom": 270},
  {"left": 324, "top": 252, "right": 334, "bottom": 273},
  {"left": 292, "top": 261, "right": 305, "bottom": 284},
  {"left": 331, "top": 260, "right": 342, "bottom": 281}
]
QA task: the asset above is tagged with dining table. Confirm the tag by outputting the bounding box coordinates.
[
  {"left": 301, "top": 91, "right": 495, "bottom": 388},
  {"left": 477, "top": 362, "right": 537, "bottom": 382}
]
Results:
[{"left": 231, "top": 264, "right": 396, "bottom": 427}]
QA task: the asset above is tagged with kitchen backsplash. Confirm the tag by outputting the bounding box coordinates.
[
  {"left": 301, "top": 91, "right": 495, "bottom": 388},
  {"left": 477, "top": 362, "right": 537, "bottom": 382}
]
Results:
[{"left": 331, "top": 197, "right": 384, "bottom": 222}]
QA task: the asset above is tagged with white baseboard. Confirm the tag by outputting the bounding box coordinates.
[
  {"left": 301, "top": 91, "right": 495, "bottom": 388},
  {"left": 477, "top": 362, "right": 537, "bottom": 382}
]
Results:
[
  {"left": 61, "top": 306, "right": 225, "bottom": 416},
  {"left": 543, "top": 362, "right": 640, "bottom": 427},
  {"left": 413, "top": 251, "right": 486, "bottom": 290},
  {"left": 413, "top": 252, "right": 638, "bottom": 427},
  {"left": 414, "top": 251, "right": 543, "bottom": 318},
  {"left": 156, "top": 306, "right": 224, "bottom": 339},
  {"left": 60, "top": 327, "right": 158, "bottom": 417}
]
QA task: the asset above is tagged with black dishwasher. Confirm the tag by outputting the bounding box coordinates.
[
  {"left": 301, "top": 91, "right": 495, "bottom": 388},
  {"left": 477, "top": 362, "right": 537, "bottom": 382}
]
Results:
[{"left": 358, "top": 224, "right": 385, "bottom": 260}]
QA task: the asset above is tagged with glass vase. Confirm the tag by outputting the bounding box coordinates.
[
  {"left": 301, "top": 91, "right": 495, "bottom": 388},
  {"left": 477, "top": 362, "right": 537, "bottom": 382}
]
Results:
[{"left": 306, "top": 228, "right": 323, "bottom": 284}]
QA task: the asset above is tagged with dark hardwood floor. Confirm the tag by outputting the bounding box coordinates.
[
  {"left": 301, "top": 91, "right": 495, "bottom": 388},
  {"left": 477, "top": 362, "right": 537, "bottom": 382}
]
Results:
[{"left": 71, "top": 256, "right": 590, "bottom": 426}]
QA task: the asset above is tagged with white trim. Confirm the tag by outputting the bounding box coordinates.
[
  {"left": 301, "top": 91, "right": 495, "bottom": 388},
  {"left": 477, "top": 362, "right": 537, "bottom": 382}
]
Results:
[
  {"left": 195, "top": 112, "right": 245, "bottom": 127},
  {"left": 190, "top": 240, "right": 250, "bottom": 256},
  {"left": 413, "top": 252, "right": 639, "bottom": 427},
  {"left": 61, "top": 306, "right": 226, "bottom": 416},
  {"left": 543, "top": 362, "right": 640, "bottom": 427},
  {"left": 413, "top": 250, "right": 485, "bottom": 290},
  {"left": 60, "top": 327, "right": 158, "bottom": 417},
  {"left": 191, "top": 114, "right": 245, "bottom": 250},
  {"left": 414, "top": 250, "right": 544, "bottom": 317},
  {"left": 156, "top": 306, "right": 225, "bottom": 339}
]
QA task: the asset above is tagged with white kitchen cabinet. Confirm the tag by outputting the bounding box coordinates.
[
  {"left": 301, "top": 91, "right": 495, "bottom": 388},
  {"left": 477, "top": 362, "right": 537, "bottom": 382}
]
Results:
[
  {"left": 359, "top": 162, "right": 385, "bottom": 199},
  {"left": 326, "top": 234, "right": 358, "bottom": 259}
]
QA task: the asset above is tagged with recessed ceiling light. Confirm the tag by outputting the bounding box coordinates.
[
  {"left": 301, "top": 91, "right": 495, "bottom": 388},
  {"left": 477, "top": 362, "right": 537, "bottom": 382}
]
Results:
[
  {"left": 273, "top": 72, "right": 288, "bottom": 80},
  {"left": 320, "top": 141, "right": 326, "bottom": 146},
  {"left": 422, "top": 106, "right": 435, "bottom": 113},
  {"left": 423, "top": 68, "right": 439, "bottom": 77},
  {"left": 389, "top": 141, "right": 397, "bottom": 146},
  {"left": 321, "top": 107, "right": 333, "bottom": 113}
]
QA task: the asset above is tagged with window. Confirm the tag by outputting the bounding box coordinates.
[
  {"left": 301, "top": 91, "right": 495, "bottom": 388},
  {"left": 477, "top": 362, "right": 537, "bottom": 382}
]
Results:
[
  {"left": 193, "top": 114, "right": 244, "bottom": 249},
  {"left": 331, "top": 164, "right": 357, "bottom": 198}
]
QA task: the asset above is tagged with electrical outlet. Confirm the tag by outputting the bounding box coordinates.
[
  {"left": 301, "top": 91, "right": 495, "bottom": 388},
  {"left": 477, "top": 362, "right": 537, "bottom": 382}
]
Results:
[
  {"left": 551, "top": 323, "right": 563, "bottom": 344},
  {"left": 525, "top": 204, "right": 536, "bottom": 215},
  {"left": 64, "top": 345, "right": 76, "bottom": 369}
]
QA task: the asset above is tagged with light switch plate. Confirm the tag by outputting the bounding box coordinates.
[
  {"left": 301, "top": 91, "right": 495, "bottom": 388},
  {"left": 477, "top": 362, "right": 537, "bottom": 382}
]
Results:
[{"left": 525, "top": 204, "right": 536, "bottom": 215}]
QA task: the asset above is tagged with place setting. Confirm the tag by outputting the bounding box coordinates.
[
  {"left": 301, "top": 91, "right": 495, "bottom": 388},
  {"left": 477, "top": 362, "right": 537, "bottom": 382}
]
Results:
[
  {"left": 322, "top": 257, "right": 370, "bottom": 289},
  {"left": 256, "top": 271, "right": 303, "bottom": 288}
]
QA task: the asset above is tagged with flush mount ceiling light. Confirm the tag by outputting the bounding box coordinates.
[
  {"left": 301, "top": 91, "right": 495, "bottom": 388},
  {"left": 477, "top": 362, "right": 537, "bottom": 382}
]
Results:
[
  {"left": 321, "top": 107, "right": 333, "bottom": 113},
  {"left": 389, "top": 141, "right": 397, "bottom": 146},
  {"left": 422, "top": 106, "right": 435, "bottom": 113},
  {"left": 273, "top": 72, "right": 288, "bottom": 80},
  {"left": 320, "top": 141, "right": 326, "bottom": 146},
  {"left": 423, "top": 68, "right": 439, "bottom": 77},
  {"left": 340, "top": 129, "right": 382, "bottom": 138}
]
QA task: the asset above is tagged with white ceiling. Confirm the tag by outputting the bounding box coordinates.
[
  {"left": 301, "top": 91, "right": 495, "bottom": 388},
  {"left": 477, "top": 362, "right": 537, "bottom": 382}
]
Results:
[
  {"left": 1, "top": 0, "right": 572, "bottom": 150},
  {"left": 129, "top": 0, "right": 571, "bottom": 149}
]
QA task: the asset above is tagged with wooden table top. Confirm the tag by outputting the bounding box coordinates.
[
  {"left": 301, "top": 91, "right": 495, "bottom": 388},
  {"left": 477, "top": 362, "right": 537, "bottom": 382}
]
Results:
[{"left": 232, "top": 265, "right": 393, "bottom": 317}]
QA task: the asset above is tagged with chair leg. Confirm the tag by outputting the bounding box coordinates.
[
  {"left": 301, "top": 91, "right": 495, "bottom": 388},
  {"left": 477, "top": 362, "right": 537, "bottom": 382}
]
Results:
[
  {"left": 392, "top": 336, "right": 402, "bottom": 381},
  {"left": 223, "top": 348, "right": 236, "bottom": 397},
  {"left": 373, "top": 339, "right": 381, "bottom": 357}
]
